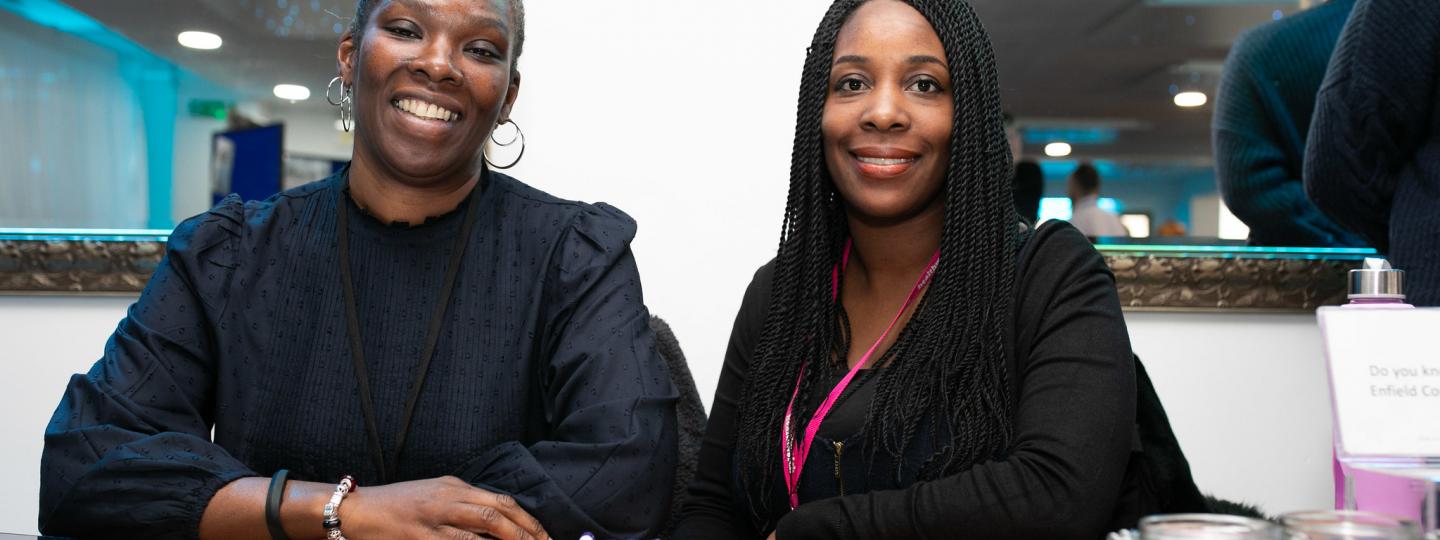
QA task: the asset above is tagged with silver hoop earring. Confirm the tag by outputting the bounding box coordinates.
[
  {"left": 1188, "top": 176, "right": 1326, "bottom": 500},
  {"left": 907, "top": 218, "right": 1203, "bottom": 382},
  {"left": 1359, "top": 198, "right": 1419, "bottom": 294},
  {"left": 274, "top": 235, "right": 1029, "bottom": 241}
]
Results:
[
  {"left": 484, "top": 120, "right": 525, "bottom": 169},
  {"left": 489, "top": 118, "right": 521, "bottom": 147},
  {"left": 327, "top": 76, "right": 353, "bottom": 133}
]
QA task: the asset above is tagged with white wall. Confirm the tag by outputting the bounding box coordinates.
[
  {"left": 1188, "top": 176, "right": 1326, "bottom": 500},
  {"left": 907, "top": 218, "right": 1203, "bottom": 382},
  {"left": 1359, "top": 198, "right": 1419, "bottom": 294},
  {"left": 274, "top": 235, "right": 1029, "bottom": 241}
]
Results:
[
  {"left": 0, "top": 296, "right": 1334, "bottom": 534},
  {"left": 501, "top": 1, "right": 835, "bottom": 410},
  {"left": 171, "top": 73, "right": 234, "bottom": 225},
  {"left": 1126, "top": 312, "right": 1333, "bottom": 514},
  {"left": 0, "top": 295, "right": 135, "bottom": 535},
  {"left": 268, "top": 101, "right": 355, "bottom": 160}
]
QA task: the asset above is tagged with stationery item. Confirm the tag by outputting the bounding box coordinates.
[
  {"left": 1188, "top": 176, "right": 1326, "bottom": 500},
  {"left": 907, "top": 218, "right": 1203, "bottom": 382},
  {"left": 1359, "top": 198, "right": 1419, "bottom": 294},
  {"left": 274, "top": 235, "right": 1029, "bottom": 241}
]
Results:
[{"left": 1318, "top": 259, "right": 1439, "bottom": 532}]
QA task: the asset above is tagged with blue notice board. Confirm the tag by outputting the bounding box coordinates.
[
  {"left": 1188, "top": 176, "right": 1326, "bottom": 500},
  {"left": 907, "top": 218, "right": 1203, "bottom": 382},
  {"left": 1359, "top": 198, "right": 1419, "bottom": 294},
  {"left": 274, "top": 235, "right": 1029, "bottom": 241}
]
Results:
[{"left": 212, "top": 124, "right": 283, "bottom": 204}]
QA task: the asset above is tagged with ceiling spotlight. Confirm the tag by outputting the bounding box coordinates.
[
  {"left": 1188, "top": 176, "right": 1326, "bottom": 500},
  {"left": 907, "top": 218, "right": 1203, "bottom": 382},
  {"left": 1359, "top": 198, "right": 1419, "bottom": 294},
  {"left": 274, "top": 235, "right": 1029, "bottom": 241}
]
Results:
[
  {"left": 1174, "top": 91, "right": 1208, "bottom": 108},
  {"left": 177, "top": 31, "right": 222, "bottom": 50},
  {"left": 273, "top": 84, "right": 311, "bottom": 101},
  {"left": 1044, "top": 142, "right": 1073, "bottom": 158}
]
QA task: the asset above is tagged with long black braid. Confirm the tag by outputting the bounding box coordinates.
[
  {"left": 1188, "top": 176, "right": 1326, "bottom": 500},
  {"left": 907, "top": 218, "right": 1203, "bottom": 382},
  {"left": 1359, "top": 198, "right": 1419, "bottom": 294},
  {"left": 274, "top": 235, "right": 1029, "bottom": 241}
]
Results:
[
  {"left": 734, "top": 0, "right": 1019, "bottom": 529},
  {"left": 349, "top": 0, "right": 527, "bottom": 72}
]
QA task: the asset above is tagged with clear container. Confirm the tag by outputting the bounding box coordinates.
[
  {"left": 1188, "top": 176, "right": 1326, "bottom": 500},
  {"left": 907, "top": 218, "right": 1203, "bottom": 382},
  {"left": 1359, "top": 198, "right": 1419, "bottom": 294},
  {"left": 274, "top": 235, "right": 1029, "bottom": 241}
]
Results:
[
  {"left": 1140, "top": 514, "right": 1282, "bottom": 539},
  {"left": 1280, "top": 510, "right": 1420, "bottom": 540}
]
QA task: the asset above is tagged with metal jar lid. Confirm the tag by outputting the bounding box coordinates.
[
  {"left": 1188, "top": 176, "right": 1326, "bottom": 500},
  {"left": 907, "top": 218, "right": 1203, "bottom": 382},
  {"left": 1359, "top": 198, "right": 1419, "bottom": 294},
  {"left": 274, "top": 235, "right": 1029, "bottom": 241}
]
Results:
[{"left": 1348, "top": 257, "right": 1405, "bottom": 300}]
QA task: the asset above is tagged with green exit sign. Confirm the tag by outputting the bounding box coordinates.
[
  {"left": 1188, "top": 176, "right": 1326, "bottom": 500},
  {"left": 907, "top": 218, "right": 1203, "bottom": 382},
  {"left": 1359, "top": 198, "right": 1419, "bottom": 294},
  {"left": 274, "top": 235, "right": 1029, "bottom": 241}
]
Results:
[{"left": 187, "top": 99, "right": 228, "bottom": 120}]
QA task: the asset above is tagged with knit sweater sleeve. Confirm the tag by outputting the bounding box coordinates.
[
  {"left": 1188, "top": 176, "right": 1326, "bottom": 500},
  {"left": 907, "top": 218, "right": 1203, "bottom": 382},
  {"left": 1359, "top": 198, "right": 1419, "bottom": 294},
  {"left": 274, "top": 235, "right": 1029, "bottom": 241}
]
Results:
[
  {"left": 39, "top": 196, "right": 256, "bottom": 539},
  {"left": 1213, "top": 35, "right": 1362, "bottom": 247},
  {"left": 455, "top": 203, "right": 679, "bottom": 539},
  {"left": 1305, "top": 0, "right": 1440, "bottom": 252},
  {"left": 773, "top": 223, "right": 1136, "bottom": 540}
]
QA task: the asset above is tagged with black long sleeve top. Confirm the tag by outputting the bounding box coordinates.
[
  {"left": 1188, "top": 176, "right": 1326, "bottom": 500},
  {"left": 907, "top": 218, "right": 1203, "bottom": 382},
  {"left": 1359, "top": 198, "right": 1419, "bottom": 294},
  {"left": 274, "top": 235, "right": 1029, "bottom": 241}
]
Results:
[
  {"left": 1212, "top": 0, "right": 1366, "bottom": 247},
  {"left": 673, "top": 221, "right": 1136, "bottom": 539},
  {"left": 39, "top": 168, "right": 679, "bottom": 539},
  {"left": 1305, "top": 0, "right": 1440, "bottom": 305}
]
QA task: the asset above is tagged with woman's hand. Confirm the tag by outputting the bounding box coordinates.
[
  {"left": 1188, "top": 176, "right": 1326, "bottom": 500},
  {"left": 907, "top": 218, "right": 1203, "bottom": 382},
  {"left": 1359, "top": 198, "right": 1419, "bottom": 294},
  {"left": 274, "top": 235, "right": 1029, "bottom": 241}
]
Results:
[{"left": 341, "top": 476, "right": 550, "bottom": 540}]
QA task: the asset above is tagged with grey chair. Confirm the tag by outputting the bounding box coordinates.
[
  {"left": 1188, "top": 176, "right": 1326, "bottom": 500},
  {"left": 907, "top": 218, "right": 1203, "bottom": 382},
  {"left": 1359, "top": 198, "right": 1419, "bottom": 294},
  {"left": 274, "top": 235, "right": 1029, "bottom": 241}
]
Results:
[{"left": 648, "top": 316, "right": 707, "bottom": 538}]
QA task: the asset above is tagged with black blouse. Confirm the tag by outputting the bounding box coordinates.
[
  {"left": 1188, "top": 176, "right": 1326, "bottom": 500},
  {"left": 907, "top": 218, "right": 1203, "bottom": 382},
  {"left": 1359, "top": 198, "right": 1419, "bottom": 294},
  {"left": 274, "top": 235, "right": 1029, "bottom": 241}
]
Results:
[
  {"left": 39, "top": 168, "right": 679, "bottom": 539},
  {"left": 674, "top": 221, "right": 1136, "bottom": 539}
]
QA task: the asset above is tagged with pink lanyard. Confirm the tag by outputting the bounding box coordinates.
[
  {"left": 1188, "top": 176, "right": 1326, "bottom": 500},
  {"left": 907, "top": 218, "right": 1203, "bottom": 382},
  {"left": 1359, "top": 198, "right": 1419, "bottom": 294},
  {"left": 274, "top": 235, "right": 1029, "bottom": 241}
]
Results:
[{"left": 781, "top": 240, "right": 940, "bottom": 509}]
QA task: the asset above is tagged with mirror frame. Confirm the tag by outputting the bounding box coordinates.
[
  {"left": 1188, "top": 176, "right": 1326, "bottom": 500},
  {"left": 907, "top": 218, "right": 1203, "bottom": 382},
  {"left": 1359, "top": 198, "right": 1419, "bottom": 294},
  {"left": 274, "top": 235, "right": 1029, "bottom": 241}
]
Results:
[{"left": 0, "top": 229, "right": 1376, "bottom": 311}]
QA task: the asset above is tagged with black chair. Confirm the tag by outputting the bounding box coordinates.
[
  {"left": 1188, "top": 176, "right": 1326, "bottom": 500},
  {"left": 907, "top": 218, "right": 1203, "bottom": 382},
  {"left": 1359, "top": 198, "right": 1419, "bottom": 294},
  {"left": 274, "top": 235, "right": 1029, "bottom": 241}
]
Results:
[
  {"left": 1118, "top": 354, "right": 1267, "bottom": 527},
  {"left": 648, "top": 316, "right": 708, "bottom": 538}
]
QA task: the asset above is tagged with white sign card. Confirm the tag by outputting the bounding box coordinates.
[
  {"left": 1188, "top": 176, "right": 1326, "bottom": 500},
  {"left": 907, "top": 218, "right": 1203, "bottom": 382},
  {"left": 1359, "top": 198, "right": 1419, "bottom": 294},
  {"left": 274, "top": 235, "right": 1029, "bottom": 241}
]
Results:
[{"left": 1318, "top": 307, "right": 1440, "bottom": 459}]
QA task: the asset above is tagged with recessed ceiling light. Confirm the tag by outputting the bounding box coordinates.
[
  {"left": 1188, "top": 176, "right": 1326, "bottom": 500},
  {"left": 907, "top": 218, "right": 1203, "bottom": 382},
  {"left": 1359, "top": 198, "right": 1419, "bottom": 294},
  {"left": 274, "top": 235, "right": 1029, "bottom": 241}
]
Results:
[
  {"left": 1174, "top": 91, "right": 1208, "bottom": 108},
  {"left": 177, "top": 31, "right": 222, "bottom": 50},
  {"left": 1044, "top": 142, "right": 1073, "bottom": 158},
  {"left": 273, "top": 84, "right": 311, "bottom": 101}
]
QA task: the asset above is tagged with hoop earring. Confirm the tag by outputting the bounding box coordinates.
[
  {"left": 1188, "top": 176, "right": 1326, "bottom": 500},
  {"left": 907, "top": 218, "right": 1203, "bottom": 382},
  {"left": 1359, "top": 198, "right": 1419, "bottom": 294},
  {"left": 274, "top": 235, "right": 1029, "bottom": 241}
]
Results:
[
  {"left": 483, "top": 120, "right": 525, "bottom": 169},
  {"left": 327, "top": 76, "right": 353, "bottom": 133}
]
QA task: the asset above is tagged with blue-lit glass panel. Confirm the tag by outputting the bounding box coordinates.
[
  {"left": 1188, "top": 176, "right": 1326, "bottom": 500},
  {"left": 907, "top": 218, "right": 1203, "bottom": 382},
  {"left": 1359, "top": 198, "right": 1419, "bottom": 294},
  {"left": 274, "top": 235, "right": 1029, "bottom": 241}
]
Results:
[
  {"left": 1039, "top": 198, "right": 1072, "bottom": 222},
  {"left": 1023, "top": 127, "right": 1119, "bottom": 145},
  {"left": 0, "top": 228, "right": 171, "bottom": 242},
  {"left": 1038, "top": 197, "right": 1122, "bottom": 223}
]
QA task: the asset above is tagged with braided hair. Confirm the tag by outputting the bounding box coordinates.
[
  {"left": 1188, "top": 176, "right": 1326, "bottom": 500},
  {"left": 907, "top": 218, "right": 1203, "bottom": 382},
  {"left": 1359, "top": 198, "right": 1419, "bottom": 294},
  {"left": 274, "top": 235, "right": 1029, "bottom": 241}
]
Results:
[
  {"left": 734, "top": 0, "right": 1019, "bottom": 528},
  {"left": 349, "top": 0, "right": 527, "bottom": 72}
]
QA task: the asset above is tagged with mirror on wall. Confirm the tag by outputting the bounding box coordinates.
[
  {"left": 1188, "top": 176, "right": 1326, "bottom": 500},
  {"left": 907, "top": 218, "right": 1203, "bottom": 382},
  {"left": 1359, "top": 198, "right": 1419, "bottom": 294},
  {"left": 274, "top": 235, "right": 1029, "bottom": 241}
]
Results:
[{"left": 0, "top": 0, "right": 1367, "bottom": 250}]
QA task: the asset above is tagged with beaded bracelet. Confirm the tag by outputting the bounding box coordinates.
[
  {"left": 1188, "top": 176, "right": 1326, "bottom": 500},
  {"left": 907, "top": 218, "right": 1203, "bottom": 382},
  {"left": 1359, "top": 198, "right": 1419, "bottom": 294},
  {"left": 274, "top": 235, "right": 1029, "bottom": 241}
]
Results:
[{"left": 321, "top": 475, "right": 356, "bottom": 540}]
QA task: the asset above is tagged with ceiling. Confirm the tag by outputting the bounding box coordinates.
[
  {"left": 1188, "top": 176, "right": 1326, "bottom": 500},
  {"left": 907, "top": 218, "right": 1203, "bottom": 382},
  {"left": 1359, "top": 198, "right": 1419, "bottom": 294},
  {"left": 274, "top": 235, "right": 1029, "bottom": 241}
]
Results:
[{"left": 54, "top": 0, "right": 1299, "bottom": 166}]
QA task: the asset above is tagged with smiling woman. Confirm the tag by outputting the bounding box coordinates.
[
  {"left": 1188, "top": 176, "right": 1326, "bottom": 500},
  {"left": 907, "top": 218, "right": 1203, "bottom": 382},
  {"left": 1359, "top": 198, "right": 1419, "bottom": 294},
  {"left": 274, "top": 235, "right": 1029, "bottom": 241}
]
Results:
[
  {"left": 674, "top": 1, "right": 1156, "bottom": 538},
  {"left": 36, "top": 1, "right": 680, "bottom": 539}
]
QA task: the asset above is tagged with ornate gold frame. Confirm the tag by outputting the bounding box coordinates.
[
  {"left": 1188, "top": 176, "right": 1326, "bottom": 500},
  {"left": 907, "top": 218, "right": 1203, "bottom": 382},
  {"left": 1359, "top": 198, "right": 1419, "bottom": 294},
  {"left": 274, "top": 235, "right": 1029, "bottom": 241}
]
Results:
[{"left": 1, "top": 232, "right": 1365, "bottom": 311}]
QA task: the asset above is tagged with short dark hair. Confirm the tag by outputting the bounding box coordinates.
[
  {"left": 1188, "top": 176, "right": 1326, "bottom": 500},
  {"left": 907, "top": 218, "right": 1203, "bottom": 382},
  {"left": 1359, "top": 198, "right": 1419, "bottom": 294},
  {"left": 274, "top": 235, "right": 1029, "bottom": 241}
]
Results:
[
  {"left": 349, "top": 0, "right": 526, "bottom": 72},
  {"left": 1071, "top": 162, "right": 1100, "bottom": 195}
]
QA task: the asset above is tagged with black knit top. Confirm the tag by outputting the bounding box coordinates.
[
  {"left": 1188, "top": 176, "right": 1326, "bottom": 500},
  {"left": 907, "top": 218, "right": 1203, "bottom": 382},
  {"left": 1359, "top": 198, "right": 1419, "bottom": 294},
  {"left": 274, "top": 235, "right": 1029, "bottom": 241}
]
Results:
[
  {"left": 675, "top": 221, "right": 1137, "bottom": 539},
  {"left": 38, "top": 168, "right": 679, "bottom": 539}
]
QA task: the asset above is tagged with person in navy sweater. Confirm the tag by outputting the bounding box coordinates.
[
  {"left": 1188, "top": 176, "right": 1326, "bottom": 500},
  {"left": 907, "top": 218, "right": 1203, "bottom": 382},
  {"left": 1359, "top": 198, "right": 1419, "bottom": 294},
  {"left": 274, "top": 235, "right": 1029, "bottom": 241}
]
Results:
[
  {"left": 1306, "top": 0, "right": 1440, "bottom": 305},
  {"left": 1213, "top": 0, "right": 1365, "bottom": 247}
]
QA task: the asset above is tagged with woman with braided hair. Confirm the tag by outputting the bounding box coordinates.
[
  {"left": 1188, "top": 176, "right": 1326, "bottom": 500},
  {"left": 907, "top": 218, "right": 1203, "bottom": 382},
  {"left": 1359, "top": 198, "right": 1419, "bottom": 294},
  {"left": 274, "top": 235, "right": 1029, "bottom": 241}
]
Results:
[{"left": 675, "top": 1, "right": 1136, "bottom": 538}]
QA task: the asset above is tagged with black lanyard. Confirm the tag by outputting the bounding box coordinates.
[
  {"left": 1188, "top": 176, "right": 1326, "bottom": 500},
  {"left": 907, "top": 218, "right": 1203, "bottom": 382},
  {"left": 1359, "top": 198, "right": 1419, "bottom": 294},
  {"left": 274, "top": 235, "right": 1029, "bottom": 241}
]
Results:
[{"left": 336, "top": 179, "right": 481, "bottom": 484}]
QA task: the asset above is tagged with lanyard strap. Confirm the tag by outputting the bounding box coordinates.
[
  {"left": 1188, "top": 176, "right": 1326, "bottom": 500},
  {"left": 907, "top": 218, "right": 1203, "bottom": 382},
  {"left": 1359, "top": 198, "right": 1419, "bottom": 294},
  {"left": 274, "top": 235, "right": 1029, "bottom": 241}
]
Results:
[
  {"left": 782, "top": 240, "right": 939, "bottom": 509},
  {"left": 336, "top": 179, "right": 481, "bottom": 484}
]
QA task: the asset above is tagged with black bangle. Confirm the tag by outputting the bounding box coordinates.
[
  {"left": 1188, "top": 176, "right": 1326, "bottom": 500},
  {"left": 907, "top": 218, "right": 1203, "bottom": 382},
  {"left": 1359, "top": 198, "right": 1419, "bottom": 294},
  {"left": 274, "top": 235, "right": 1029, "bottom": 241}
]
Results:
[{"left": 266, "top": 469, "right": 292, "bottom": 540}]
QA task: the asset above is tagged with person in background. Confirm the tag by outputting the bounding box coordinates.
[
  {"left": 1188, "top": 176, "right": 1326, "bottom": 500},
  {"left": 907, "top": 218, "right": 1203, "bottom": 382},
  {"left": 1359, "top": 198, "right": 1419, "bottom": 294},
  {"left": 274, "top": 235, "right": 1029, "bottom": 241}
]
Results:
[
  {"left": 1067, "top": 162, "right": 1128, "bottom": 238},
  {"left": 1158, "top": 219, "right": 1189, "bottom": 238},
  {"left": 1212, "top": 0, "right": 1366, "bottom": 247},
  {"left": 674, "top": 1, "right": 1137, "bottom": 538},
  {"left": 1006, "top": 113, "right": 1043, "bottom": 224},
  {"left": 1305, "top": 0, "right": 1440, "bottom": 305},
  {"left": 38, "top": 0, "right": 678, "bottom": 538}
]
